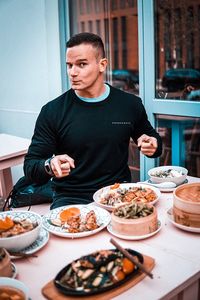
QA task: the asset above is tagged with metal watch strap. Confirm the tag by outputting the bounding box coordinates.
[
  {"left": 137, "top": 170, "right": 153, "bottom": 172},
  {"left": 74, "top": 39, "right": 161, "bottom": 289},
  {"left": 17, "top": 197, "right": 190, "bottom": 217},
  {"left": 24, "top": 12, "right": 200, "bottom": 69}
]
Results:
[{"left": 44, "top": 158, "right": 54, "bottom": 176}]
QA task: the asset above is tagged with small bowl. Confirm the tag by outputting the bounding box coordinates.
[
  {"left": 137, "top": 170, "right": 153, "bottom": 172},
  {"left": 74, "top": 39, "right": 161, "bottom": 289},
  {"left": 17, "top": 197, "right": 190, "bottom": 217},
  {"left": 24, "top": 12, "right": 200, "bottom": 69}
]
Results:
[
  {"left": 0, "top": 211, "right": 42, "bottom": 251},
  {"left": 148, "top": 166, "right": 188, "bottom": 186},
  {"left": 0, "top": 278, "right": 29, "bottom": 300}
]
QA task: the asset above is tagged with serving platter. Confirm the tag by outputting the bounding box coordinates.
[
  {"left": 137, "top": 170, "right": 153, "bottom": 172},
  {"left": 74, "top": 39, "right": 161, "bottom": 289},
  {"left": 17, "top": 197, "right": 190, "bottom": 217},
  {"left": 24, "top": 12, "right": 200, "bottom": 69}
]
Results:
[
  {"left": 42, "top": 253, "right": 155, "bottom": 300},
  {"left": 54, "top": 248, "right": 143, "bottom": 296},
  {"left": 107, "top": 220, "right": 162, "bottom": 240},
  {"left": 93, "top": 183, "right": 161, "bottom": 211},
  {"left": 42, "top": 205, "right": 111, "bottom": 238},
  {"left": 167, "top": 208, "right": 200, "bottom": 233}
]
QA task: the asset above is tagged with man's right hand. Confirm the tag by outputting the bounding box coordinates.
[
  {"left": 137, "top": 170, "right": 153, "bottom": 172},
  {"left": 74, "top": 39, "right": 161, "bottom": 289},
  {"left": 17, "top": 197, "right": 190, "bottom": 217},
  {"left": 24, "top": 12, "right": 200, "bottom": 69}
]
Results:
[{"left": 50, "top": 154, "right": 75, "bottom": 178}]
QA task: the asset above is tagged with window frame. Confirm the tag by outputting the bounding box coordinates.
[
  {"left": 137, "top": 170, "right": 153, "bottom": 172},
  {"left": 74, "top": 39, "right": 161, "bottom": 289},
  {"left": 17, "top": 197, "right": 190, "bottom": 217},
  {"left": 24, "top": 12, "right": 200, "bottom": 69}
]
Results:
[{"left": 138, "top": 0, "right": 200, "bottom": 180}]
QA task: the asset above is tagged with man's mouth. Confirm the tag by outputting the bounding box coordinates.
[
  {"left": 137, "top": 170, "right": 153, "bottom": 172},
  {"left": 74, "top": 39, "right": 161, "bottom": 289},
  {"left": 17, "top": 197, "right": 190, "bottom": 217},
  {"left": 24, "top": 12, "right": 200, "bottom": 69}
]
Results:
[{"left": 71, "top": 81, "right": 80, "bottom": 84}]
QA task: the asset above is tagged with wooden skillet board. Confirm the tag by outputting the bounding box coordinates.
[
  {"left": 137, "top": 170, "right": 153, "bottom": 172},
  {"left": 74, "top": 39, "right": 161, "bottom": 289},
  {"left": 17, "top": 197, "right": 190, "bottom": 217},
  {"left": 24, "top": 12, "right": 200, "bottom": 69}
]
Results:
[{"left": 42, "top": 254, "right": 155, "bottom": 300}]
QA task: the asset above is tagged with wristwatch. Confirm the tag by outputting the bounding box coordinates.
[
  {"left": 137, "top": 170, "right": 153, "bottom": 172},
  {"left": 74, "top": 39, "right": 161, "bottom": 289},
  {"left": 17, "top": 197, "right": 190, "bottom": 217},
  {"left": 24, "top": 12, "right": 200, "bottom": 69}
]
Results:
[{"left": 44, "top": 158, "right": 54, "bottom": 176}]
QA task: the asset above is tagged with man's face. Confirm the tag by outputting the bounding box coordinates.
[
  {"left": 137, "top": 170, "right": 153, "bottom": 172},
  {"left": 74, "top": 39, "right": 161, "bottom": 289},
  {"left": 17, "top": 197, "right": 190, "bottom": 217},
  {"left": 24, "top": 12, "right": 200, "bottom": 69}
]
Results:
[{"left": 66, "top": 44, "right": 106, "bottom": 92}]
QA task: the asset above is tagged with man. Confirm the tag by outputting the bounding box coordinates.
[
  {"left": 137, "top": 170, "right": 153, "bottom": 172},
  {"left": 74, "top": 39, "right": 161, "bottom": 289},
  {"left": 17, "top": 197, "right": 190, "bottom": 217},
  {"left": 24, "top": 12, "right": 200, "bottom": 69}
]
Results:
[{"left": 24, "top": 32, "right": 162, "bottom": 209}]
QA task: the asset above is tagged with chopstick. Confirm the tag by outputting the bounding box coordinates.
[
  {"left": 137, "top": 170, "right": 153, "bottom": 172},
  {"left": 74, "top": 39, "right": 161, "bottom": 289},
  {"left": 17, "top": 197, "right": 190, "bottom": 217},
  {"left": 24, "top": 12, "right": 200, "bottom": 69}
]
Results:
[{"left": 110, "top": 238, "right": 153, "bottom": 279}]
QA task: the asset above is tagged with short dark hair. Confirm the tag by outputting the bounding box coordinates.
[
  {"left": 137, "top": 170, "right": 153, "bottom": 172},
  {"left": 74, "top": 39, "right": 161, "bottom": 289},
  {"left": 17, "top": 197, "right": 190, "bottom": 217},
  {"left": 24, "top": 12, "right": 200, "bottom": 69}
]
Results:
[{"left": 66, "top": 32, "right": 105, "bottom": 58}]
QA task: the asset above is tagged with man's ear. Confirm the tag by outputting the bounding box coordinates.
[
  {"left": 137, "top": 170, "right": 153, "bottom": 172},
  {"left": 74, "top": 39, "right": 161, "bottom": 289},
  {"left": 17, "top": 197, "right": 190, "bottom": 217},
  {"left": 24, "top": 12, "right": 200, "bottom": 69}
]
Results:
[{"left": 99, "top": 58, "right": 108, "bottom": 73}]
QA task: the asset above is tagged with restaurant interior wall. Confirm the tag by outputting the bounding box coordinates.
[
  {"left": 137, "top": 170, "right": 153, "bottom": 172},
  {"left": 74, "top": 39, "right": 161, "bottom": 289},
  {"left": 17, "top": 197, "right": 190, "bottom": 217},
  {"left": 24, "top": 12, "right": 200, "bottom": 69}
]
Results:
[{"left": 0, "top": 0, "right": 63, "bottom": 183}]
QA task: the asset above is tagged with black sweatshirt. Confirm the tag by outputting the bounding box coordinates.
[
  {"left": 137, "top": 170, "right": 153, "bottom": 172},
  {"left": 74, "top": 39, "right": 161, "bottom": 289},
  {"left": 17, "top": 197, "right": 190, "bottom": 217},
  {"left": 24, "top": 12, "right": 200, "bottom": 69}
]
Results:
[{"left": 24, "top": 85, "right": 162, "bottom": 204}]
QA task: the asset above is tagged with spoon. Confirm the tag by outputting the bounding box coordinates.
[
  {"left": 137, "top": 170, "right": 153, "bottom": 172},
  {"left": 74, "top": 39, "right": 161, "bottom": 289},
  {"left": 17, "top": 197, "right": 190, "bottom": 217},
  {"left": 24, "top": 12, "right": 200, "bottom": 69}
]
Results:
[{"left": 138, "top": 181, "right": 177, "bottom": 189}]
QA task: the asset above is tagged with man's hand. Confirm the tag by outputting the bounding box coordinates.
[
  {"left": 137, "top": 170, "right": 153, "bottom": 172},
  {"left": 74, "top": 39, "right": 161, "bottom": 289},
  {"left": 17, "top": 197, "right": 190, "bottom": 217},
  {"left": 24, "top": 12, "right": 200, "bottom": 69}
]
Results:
[
  {"left": 50, "top": 154, "right": 75, "bottom": 178},
  {"left": 137, "top": 134, "right": 158, "bottom": 156}
]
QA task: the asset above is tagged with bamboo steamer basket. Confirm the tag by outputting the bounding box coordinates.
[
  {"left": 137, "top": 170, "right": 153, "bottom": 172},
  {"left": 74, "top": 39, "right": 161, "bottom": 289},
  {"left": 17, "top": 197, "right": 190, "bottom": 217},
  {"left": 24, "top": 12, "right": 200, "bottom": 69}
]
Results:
[
  {"left": 173, "top": 183, "right": 200, "bottom": 227},
  {"left": 111, "top": 204, "right": 158, "bottom": 236}
]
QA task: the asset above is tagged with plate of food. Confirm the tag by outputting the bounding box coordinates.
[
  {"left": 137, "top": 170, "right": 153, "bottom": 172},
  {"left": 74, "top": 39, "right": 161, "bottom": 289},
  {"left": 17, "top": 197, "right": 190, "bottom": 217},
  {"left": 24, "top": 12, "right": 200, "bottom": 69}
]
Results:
[
  {"left": 54, "top": 248, "right": 143, "bottom": 296},
  {"left": 42, "top": 204, "right": 111, "bottom": 238},
  {"left": 93, "top": 183, "right": 161, "bottom": 211}
]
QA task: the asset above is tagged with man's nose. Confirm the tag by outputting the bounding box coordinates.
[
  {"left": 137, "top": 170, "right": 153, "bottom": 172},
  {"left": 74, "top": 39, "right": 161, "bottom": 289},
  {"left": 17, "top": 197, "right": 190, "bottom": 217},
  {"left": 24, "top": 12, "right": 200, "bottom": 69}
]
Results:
[{"left": 70, "top": 66, "right": 78, "bottom": 76}]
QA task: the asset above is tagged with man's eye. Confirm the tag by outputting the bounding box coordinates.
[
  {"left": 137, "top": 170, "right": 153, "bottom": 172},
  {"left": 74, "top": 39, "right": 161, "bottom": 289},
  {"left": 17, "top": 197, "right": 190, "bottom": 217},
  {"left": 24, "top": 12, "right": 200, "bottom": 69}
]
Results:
[
  {"left": 66, "top": 64, "right": 72, "bottom": 69},
  {"left": 79, "top": 63, "right": 86, "bottom": 68}
]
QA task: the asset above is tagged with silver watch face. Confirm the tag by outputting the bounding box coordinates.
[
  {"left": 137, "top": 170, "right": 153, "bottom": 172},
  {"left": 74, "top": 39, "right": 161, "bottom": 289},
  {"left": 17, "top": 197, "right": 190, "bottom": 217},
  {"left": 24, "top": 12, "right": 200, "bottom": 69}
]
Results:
[{"left": 45, "top": 159, "right": 53, "bottom": 175}]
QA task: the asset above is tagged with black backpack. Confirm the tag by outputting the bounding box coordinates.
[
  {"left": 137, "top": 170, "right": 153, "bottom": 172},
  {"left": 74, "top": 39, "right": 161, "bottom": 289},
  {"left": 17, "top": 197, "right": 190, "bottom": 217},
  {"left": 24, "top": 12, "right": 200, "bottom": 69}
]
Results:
[{"left": 3, "top": 176, "right": 53, "bottom": 210}]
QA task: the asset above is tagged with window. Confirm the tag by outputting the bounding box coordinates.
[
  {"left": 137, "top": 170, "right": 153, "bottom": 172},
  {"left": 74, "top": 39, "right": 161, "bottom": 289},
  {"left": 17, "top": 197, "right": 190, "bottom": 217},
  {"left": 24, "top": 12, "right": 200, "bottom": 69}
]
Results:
[
  {"left": 86, "top": 0, "right": 91, "bottom": 13},
  {"left": 79, "top": 0, "right": 84, "bottom": 15},
  {"left": 88, "top": 20, "right": 93, "bottom": 32},
  {"left": 128, "top": 0, "right": 134, "bottom": 7},
  {"left": 113, "top": 18, "right": 119, "bottom": 68},
  {"left": 94, "top": 0, "right": 101, "bottom": 13},
  {"left": 186, "top": 6, "right": 194, "bottom": 68},
  {"left": 96, "top": 19, "right": 101, "bottom": 36},
  {"left": 81, "top": 21, "right": 85, "bottom": 32},
  {"left": 120, "top": 0, "right": 126, "bottom": 9},
  {"left": 198, "top": 6, "right": 200, "bottom": 67},
  {"left": 104, "top": 18, "right": 109, "bottom": 57},
  {"left": 174, "top": 8, "right": 182, "bottom": 68},
  {"left": 120, "top": 0, "right": 134, "bottom": 8},
  {"left": 121, "top": 16, "right": 127, "bottom": 69},
  {"left": 111, "top": 0, "right": 118, "bottom": 10},
  {"left": 164, "top": 10, "right": 171, "bottom": 67},
  {"left": 155, "top": 0, "right": 200, "bottom": 101},
  {"left": 153, "top": 0, "right": 200, "bottom": 178},
  {"left": 156, "top": 115, "right": 200, "bottom": 177}
]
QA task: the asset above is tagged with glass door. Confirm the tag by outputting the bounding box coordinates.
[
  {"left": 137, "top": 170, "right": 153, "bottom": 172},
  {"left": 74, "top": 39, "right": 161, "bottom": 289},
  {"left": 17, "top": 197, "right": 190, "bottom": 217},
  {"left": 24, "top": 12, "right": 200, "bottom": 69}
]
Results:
[{"left": 136, "top": 0, "right": 200, "bottom": 179}]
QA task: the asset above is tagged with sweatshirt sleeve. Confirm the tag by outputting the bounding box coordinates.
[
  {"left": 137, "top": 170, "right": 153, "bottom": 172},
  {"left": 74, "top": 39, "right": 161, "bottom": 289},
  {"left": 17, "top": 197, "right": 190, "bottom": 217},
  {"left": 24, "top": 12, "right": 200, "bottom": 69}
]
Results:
[
  {"left": 131, "top": 99, "right": 162, "bottom": 158},
  {"left": 23, "top": 105, "right": 57, "bottom": 184}
]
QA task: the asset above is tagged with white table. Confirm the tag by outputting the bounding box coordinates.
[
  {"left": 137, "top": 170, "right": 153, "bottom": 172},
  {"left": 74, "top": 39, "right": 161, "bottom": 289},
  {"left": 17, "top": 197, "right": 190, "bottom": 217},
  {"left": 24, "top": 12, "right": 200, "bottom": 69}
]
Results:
[
  {"left": 13, "top": 176, "right": 200, "bottom": 300},
  {"left": 0, "top": 134, "right": 30, "bottom": 199}
]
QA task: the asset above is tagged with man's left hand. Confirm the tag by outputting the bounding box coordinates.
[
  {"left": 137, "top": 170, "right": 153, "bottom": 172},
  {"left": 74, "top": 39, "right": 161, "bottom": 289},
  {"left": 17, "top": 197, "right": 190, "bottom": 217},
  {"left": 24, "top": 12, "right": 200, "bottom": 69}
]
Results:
[{"left": 137, "top": 134, "right": 158, "bottom": 156}]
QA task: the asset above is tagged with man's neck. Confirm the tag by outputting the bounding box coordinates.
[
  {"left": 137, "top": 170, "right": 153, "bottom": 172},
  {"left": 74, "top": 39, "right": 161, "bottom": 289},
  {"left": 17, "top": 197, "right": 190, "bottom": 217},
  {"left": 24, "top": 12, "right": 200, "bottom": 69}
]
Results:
[{"left": 75, "top": 84, "right": 110, "bottom": 103}]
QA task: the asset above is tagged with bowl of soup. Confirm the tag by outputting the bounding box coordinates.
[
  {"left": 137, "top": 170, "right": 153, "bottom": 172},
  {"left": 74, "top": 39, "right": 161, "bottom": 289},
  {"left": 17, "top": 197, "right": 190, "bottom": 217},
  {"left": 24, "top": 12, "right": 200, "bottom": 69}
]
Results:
[
  {"left": 0, "top": 278, "right": 29, "bottom": 300},
  {"left": 148, "top": 166, "right": 188, "bottom": 186},
  {"left": 0, "top": 211, "right": 42, "bottom": 251}
]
